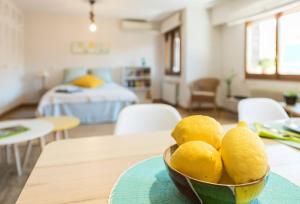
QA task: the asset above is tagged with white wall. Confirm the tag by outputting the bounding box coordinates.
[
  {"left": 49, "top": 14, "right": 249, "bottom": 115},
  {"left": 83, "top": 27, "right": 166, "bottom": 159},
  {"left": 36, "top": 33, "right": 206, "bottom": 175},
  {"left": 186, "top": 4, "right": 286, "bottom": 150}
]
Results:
[
  {"left": 212, "top": 0, "right": 299, "bottom": 25},
  {"left": 0, "top": 69, "right": 25, "bottom": 113},
  {"left": 24, "top": 11, "right": 162, "bottom": 103},
  {"left": 178, "top": 7, "right": 221, "bottom": 108},
  {"left": 0, "top": 0, "right": 25, "bottom": 114},
  {"left": 219, "top": 23, "right": 300, "bottom": 103}
]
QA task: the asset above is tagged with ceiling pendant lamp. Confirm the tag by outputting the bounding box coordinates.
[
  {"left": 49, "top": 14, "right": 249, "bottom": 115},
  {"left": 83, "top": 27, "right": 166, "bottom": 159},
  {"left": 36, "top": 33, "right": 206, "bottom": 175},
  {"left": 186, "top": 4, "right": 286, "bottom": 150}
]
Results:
[{"left": 89, "top": 0, "right": 97, "bottom": 32}]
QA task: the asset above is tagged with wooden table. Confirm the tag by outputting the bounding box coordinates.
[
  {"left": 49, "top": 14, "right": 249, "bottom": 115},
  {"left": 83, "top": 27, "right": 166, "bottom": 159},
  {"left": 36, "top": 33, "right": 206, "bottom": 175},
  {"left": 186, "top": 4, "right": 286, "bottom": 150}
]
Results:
[{"left": 17, "top": 126, "right": 300, "bottom": 204}]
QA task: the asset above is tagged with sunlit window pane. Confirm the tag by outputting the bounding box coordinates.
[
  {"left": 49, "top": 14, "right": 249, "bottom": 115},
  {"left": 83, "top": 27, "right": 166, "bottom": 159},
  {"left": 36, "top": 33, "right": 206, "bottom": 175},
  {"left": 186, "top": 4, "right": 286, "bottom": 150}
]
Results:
[
  {"left": 246, "top": 18, "right": 276, "bottom": 74},
  {"left": 164, "top": 35, "right": 171, "bottom": 72},
  {"left": 164, "top": 27, "right": 181, "bottom": 75},
  {"left": 172, "top": 31, "right": 180, "bottom": 73},
  {"left": 279, "top": 12, "right": 300, "bottom": 75}
]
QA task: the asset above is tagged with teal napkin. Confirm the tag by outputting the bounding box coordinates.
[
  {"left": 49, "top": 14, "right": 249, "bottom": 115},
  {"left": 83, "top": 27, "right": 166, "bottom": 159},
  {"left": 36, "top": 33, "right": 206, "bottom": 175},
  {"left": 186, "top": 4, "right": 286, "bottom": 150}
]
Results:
[{"left": 109, "top": 156, "right": 300, "bottom": 204}]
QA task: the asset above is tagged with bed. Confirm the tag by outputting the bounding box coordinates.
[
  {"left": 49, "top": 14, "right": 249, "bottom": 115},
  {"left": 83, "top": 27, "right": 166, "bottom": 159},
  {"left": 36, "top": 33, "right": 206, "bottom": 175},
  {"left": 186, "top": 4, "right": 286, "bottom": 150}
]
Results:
[{"left": 37, "top": 83, "right": 138, "bottom": 124}]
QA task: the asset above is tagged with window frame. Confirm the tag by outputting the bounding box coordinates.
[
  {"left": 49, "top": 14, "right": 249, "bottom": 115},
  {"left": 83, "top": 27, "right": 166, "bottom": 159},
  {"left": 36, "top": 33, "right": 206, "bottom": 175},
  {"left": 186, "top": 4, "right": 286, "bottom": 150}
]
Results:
[
  {"left": 245, "top": 9, "right": 300, "bottom": 81},
  {"left": 164, "top": 27, "right": 181, "bottom": 76}
]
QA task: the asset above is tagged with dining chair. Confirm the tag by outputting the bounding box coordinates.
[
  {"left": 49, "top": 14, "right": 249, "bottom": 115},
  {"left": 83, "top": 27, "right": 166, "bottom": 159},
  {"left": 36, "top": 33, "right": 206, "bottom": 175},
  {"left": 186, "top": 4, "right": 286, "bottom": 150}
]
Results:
[
  {"left": 114, "top": 104, "right": 182, "bottom": 135},
  {"left": 238, "top": 98, "right": 289, "bottom": 124},
  {"left": 189, "top": 78, "right": 220, "bottom": 112}
]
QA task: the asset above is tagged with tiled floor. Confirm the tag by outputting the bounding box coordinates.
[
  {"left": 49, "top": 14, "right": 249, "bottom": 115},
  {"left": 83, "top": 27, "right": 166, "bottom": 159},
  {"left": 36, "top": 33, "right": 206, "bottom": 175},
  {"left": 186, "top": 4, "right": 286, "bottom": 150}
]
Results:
[{"left": 0, "top": 105, "right": 237, "bottom": 204}]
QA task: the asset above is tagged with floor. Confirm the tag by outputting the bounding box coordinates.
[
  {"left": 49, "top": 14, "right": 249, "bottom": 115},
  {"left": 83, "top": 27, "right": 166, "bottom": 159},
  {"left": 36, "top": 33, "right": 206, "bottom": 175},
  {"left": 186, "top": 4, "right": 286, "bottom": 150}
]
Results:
[{"left": 0, "top": 105, "right": 237, "bottom": 204}]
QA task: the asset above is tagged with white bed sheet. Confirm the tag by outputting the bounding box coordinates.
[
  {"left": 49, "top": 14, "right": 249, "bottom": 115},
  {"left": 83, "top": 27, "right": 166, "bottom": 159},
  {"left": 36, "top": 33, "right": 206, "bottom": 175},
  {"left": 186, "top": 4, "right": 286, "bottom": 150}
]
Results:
[{"left": 37, "top": 83, "right": 138, "bottom": 115}]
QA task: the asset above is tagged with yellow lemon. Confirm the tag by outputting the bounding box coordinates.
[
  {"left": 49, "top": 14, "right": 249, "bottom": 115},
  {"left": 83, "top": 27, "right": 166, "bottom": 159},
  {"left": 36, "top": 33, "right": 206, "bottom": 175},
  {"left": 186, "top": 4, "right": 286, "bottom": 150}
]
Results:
[
  {"left": 220, "top": 122, "right": 268, "bottom": 184},
  {"left": 170, "top": 141, "right": 223, "bottom": 183},
  {"left": 219, "top": 168, "right": 234, "bottom": 185},
  {"left": 235, "top": 180, "right": 266, "bottom": 203},
  {"left": 171, "top": 115, "right": 223, "bottom": 149}
]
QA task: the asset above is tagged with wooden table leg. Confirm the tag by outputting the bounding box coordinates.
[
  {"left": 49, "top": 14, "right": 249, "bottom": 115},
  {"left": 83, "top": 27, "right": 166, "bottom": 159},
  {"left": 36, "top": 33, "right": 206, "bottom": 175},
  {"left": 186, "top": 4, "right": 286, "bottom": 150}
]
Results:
[
  {"left": 0, "top": 146, "right": 3, "bottom": 163},
  {"left": 6, "top": 145, "right": 12, "bottom": 164},
  {"left": 13, "top": 144, "right": 22, "bottom": 176},
  {"left": 55, "top": 131, "right": 60, "bottom": 141},
  {"left": 39, "top": 137, "right": 45, "bottom": 151},
  {"left": 23, "top": 141, "right": 33, "bottom": 169},
  {"left": 63, "top": 130, "right": 69, "bottom": 139},
  {"left": 52, "top": 132, "right": 56, "bottom": 141}
]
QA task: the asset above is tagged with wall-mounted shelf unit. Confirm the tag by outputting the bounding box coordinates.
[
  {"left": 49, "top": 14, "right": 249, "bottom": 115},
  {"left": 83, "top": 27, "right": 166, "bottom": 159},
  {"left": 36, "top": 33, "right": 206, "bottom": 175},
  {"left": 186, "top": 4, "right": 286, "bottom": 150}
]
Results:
[{"left": 122, "top": 66, "right": 151, "bottom": 102}]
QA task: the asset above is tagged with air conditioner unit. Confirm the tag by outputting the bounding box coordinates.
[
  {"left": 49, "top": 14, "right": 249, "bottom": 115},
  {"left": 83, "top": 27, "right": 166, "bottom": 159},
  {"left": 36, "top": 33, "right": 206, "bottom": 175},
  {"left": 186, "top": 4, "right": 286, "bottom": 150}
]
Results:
[{"left": 121, "top": 20, "right": 156, "bottom": 31}]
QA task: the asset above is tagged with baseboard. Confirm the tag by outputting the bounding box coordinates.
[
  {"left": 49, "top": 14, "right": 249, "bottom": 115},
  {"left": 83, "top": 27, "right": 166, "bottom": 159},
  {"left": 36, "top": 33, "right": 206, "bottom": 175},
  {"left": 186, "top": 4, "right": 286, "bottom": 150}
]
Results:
[
  {"left": 0, "top": 102, "right": 38, "bottom": 119},
  {"left": 21, "top": 103, "right": 38, "bottom": 107},
  {"left": 0, "top": 99, "right": 23, "bottom": 116}
]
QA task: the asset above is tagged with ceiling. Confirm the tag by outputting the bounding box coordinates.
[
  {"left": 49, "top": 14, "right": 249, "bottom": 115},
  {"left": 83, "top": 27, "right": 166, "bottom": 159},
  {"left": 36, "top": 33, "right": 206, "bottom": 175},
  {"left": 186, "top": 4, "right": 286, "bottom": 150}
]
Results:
[{"left": 14, "top": 0, "right": 223, "bottom": 21}]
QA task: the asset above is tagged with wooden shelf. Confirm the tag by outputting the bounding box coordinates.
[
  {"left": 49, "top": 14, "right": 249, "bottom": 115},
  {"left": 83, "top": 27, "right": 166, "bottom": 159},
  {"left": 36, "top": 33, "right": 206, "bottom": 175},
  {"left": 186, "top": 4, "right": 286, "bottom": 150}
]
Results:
[
  {"left": 122, "top": 66, "right": 152, "bottom": 102},
  {"left": 125, "top": 66, "right": 150, "bottom": 70},
  {"left": 129, "top": 87, "right": 151, "bottom": 92},
  {"left": 124, "top": 76, "right": 151, "bottom": 80}
]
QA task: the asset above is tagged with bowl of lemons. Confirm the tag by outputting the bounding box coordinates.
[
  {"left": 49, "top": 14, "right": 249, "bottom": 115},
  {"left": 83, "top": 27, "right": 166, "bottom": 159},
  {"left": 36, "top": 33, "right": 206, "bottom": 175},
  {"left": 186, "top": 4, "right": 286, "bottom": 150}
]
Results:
[{"left": 163, "top": 115, "right": 270, "bottom": 204}]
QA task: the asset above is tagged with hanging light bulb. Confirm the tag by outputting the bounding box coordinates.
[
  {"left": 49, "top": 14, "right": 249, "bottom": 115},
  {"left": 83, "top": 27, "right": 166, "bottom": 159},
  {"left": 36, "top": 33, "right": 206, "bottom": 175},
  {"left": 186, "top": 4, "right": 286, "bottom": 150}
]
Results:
[
  {"left": 89, "top": 22, "right": 97, "bottom": 32},
  {"left": 89, "top": 0, "right": 97, "bottom": 32}
]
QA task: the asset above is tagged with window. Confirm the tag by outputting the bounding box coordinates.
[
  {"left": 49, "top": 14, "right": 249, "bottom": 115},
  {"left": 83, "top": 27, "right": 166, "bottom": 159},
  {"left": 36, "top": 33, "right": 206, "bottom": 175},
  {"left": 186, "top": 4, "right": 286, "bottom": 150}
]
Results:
[
  {"left": 246, "top": 19, "right": 276, "bottom": 75},
  {"left": 164, "top": 27, "right": 181, "bottom": 75},
  {"left": 246, "top": 8, "right": 300, "bottom": 80},
  {"left": 278, "top": 12, "right": 300, "bottom": 75}
]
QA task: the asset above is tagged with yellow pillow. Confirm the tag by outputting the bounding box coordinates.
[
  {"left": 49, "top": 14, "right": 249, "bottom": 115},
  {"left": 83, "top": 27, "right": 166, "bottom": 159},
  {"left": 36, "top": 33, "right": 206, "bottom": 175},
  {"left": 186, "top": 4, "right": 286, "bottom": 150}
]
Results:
[{"left": 72, "top": 75, "right": 103, "bottom": 88}]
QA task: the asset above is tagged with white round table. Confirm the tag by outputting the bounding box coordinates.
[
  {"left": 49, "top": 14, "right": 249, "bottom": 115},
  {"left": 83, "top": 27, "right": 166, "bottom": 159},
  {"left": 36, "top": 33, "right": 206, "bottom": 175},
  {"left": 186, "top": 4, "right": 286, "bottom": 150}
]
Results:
[{"left": 0, "top": 119, "right": 53, "bottom": 176}]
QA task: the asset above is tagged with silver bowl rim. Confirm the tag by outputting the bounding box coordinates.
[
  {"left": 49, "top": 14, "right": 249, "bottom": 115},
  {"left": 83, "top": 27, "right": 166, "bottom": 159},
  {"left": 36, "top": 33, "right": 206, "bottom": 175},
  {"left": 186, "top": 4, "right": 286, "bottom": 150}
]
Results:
[{"left": 163, "top": 144, "right": 270, "bottom": 188}]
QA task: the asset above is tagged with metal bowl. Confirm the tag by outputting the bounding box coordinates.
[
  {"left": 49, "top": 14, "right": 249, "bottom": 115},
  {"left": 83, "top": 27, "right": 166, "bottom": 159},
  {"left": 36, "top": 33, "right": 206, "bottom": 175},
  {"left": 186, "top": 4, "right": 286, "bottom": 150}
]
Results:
[{"left": 163, "top": 145, "right": 269, "bottom": 204}]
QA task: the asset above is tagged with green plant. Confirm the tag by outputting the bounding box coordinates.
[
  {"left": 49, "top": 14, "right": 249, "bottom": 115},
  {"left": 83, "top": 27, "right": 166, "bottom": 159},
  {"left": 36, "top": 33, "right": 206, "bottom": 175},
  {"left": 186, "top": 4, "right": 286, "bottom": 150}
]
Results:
[
  {"left": 258, "top": 58, "right": 274, "bottom": 72},
  {"left": 284, "top": 90, "right": 298, "bottom": 97},
  {"left": 225, "top": 70, "right": 237, "bottom": 98},
  {"left": 225, "top": 70, "right": 236, "bottom": 86}
]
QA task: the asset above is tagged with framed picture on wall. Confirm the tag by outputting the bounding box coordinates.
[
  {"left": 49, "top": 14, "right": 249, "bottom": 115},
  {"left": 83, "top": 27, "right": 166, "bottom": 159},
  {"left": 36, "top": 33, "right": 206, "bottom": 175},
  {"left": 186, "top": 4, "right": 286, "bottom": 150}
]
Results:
[{"left": 70, "top": 41, "right": 110, "bottom": 55}]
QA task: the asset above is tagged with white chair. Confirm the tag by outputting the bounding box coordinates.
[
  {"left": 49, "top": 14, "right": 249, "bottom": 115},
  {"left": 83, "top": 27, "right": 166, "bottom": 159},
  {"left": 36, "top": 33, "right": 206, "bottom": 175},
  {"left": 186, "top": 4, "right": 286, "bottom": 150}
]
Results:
[
  {"left": 114, "top": 104, "right": 182, "bottom": 135},
  {"left": 238, "top": 98, "right": 289, "bottom": 124}
]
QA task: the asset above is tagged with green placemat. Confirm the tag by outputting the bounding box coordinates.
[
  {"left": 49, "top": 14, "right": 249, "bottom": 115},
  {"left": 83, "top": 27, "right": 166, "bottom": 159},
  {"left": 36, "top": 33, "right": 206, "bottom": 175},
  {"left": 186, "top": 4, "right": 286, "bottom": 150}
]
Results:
[
  {"left": 269, "top": 122, "right": 300, "bottom": 149},
  {"left": 109, "top": 156, "right": 300, "bottom": 204},
  {"left": 256, "top": 122, "right": 300, "bottom": 150}
]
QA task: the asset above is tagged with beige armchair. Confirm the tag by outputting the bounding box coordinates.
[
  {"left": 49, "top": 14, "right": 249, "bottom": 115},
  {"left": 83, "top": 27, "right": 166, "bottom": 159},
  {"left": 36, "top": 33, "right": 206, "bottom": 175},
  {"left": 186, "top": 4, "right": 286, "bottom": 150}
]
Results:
[{"left": 189, "top": 78, "right": 220, "bottom": 112}]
